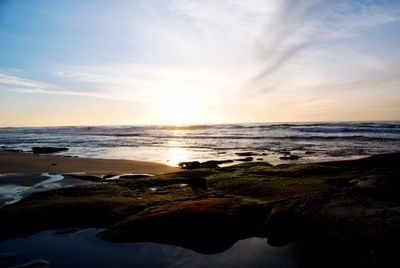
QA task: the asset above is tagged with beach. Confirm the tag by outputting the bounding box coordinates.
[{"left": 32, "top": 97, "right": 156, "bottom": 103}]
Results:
[{"left": 0, "top": 152, "right": 179, "bottom": 175}]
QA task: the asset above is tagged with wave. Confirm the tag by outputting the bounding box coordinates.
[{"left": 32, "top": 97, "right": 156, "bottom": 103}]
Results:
[
  {"left": 157, "top": 125, "right": 211, "bottom": 130},
  {"left": 295, "top": 127, "right": 400, "bottom": 134},
  {"left": 272, "top": 135, "right": 399, "bottom": 142}
]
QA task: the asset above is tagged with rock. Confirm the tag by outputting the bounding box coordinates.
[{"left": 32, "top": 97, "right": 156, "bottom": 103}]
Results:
[
  {"left": 1, "top": 149, "right": 23, "bottom": 153},
  {"left": 261, "top": 153, "right": 268, "bottom": 156},
  {"left": 203, "top": 160, "right": 233, "bottom": 166},
  {"left": 279, "top": 151, "right": 291, "bottom": 155},
  {"left": 257, "top": 158, "right": 263, "bottom": 161},
  {"left": 305, "top": 151, "right": 316, "bottom": 154},
  {"left": 280, "top": 155, "right": 300, "bottom": 160},
  {"left": 179, "top": 161, "right": 202, "bottom": 169},
  {"left": 265, "top": 204, "right": 299, "bottom": 247},
  {"left": 235, "top": 152, "right": 258, "bottom": 156},
  {"left": 32, "top": 147, "right": 69, "bottom": 154},
  {"left": 200, "top": 161, "right": 220, "bottom": 168},
  {"left": 178, "top": 160, "right": 233, "bottom": 169},
  {"left": 119, "top": 174, "right": 153, "bottom": 179},
  {"left": 234, "top": 157, "right": 254, "bottom": 162}
]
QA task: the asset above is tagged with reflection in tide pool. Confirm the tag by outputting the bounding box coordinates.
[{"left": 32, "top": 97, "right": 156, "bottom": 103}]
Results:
[{"left": 0, "top": 229, "right": 299, "bottom": 268}]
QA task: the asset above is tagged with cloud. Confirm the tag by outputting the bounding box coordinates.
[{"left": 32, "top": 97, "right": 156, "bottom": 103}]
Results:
[
  {"left": 247, "top": 0, "right": 400, "bottom": 91},
  {"left": 0, "top": 71, "right": 140, "bottom": 101},
  {"left": 1, "top": 0, "right": 400, "bottom": 123}
]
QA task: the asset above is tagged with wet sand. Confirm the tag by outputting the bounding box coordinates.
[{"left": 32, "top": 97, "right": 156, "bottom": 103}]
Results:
[{"left": 0, "top": 152, "right": 180, "bottom": 175}]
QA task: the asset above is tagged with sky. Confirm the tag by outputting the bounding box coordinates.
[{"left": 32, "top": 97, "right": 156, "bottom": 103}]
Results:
[{"left": 0, "top": 0, "right": 400, "bottom": 126}]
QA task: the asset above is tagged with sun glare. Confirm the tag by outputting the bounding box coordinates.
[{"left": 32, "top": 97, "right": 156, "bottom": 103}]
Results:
[{"left": 158, "top": 87, "right": 202, "bottom": 126}]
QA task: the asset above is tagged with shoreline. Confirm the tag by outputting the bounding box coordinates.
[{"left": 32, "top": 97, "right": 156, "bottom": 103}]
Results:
[{"left": 0, "top": 152, "right": 180, "bottom": 175}]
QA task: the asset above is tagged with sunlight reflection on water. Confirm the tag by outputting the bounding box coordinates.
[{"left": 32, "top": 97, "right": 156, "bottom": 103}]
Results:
[{"left": 0, "top": 229, "right": 300, "bottom": 268}]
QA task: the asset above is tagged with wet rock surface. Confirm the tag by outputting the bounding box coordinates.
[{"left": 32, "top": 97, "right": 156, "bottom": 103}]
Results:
[{"left": 1, "top": 153, "right": 400, "bottom": 267}]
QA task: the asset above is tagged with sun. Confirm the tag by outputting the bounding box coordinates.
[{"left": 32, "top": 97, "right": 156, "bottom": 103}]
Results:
[{"left": 157, "top": 87, "right": 202, "bottom": 126}]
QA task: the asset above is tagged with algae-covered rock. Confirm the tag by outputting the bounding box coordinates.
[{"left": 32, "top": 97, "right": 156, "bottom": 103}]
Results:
[{"left": 1, "top": 153, "right": 400, "bottom": 265}]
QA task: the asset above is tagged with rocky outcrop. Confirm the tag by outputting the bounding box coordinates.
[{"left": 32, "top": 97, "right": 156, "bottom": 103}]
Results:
[{"left": 1, "top": 153, "right": 400, "bottom": 266}]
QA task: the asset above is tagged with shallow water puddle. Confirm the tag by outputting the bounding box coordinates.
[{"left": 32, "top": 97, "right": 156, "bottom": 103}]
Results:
[
  {"left": 0, "top": 229, "right": 300, "bottom": 268},
  {"left": 0, "top": 173, "right": 92, "bottom": 207}
]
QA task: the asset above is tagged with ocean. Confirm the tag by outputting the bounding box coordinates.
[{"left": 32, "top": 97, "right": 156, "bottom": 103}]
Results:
[{"left": 1, "top": 121, "right": 399, "bottom": 166}]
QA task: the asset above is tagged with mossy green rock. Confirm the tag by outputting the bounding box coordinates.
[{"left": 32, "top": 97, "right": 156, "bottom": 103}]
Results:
[{"left": 1, "top": 153, "right": 399, "bottom": 265}]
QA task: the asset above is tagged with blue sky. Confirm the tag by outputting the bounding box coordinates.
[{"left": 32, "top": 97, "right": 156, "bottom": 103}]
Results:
[{"left": 0, "top": 0, "right": 400, "bottom": 126}]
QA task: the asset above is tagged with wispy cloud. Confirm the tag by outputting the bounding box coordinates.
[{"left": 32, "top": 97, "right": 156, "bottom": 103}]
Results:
[
  {"left": 248, "top": 0, "right": 400, "bottom": 90},
  {"left": 0, "top": 71, "right": 140, "bottom": 101}
]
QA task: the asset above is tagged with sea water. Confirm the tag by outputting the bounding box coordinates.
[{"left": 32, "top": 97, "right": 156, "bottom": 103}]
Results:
[{"left": 1, "top": 121, "right": 399, "bottom": 166}]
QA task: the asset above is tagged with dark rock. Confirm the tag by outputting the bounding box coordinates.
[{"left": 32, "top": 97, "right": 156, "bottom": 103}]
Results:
[
  {"left": 200, "top": 161, "right": 220, "bottom": 168},
  {"left": 265, "top": 204, "right": 299, "bottom": 247},
  {"left": 32, "top": 147, "right": 69, "bottom": 154},
  {"left": 50, "top": 163, "right": 57, "bottom": 166},
  {"left": 235, "top": 152, "right": 258, "bottom": 156},
  {"left": 101, "top": 198, "right": 271, "bottom": 254},
  {"left": 280, "top": 155, "right": 300, "bottom": 160},
  {"left": 279, "top": 151, "right": 291, "bottom": 155},
  {"left": 234, "top": 157, "right": 254, "bottom": 162},
  {"left": 203, "top": 160, "right": 233, "bottom": 166},
  {"left": 178, "top": 161, "right": 202, "bottom": 169},
  {"left": 2, "top": 149, "right": 23, "bottom": 153},
  {"left": 261, "top": 153, "right": 268, "bottom": 156},
  {"left": 257, "top": 158, "right": 263, "bottom": 161},
  {"left": 179, "top": 160, "right": 233, "bottom": 169},
  {"left": 305, "top": 151, "right": 316, "bottom": 154},
  {"left": 119, "top": 174, "right": 153, "bottom": 179}
]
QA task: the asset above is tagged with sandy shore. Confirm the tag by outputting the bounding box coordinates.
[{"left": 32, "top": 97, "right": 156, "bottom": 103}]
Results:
[{"left": 0, "top": 152, "right": 180, "bottom": 175}]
